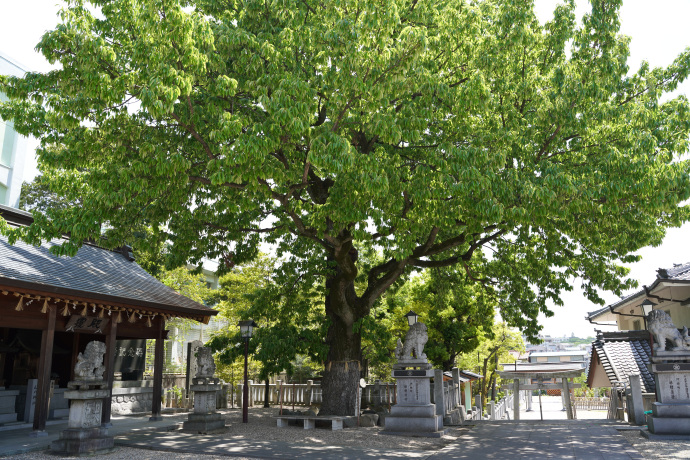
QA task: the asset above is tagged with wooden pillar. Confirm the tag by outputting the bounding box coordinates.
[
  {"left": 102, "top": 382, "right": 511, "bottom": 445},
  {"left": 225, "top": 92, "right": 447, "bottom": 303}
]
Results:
[
  {"left": 513, "top": 378, "right": 520, "bottom": 421},
  {"left": 562, "top": 377, "right": 573, "bottom": 420},
  {"left": 101, "top": 318, "right": 118, "bottom": 426},
  {"left": 32, "top": 306, "right": 56, "bottom": 434},
  {"left": 150, "top": 317, "right": 164, "bottom": 421}
]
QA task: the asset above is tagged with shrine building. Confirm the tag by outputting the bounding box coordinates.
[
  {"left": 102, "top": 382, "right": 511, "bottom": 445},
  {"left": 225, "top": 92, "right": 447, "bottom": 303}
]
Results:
[{"left": 0, "top": 204, "right": 218, "bottom": 434}]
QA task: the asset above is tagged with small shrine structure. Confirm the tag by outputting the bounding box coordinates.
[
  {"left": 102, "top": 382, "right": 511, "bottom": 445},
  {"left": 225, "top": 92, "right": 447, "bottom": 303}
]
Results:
[{"left": 0, "top": 205, "right": 217, "bottom": 435}]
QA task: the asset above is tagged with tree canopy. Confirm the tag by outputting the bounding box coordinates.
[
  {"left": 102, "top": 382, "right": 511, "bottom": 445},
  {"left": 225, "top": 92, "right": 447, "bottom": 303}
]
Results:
[{"left": 2, "top": 0, "right": 690, "bottom": 414}]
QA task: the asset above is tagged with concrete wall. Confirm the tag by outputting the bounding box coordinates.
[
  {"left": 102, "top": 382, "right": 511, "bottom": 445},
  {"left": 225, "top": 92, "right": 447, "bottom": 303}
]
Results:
[{"left": 0, "top": 52, "right": 32, "bottom": 208}]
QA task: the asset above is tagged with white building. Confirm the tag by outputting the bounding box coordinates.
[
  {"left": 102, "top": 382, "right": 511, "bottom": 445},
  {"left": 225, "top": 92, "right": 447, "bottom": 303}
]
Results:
[{"left": 0, "top": 52, "right": 32, "bottom": 208}]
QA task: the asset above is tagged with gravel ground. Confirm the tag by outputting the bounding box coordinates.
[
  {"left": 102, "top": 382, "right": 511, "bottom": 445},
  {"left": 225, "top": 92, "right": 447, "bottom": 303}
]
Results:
[
  {"left": 2, "top": 408, "right": 471, "bottom": 459},
  {"left": 619, "top": 429, "right": 690, "bottom": 459},
  {"left": 9, "top": 408, "right": 688, "bottom": 460}
]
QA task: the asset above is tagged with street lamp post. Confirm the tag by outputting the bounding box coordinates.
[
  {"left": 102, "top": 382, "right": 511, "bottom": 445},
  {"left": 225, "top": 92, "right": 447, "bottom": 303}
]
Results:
[
  {"left": 239, "top": 320, "right": 257, "bottom": 423},
  {"left": 404, "top": 310, "right": 418, "bottom": 327}
]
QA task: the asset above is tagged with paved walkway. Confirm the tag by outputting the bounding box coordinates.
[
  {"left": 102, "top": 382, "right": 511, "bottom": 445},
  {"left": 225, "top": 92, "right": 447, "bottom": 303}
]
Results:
[
  {"left": 519, "top": 395, "right": 608, "bottom": 420},
  {"left": 0, "top": 411, "right": 644, "bottom": 460},
  {"left": 0, "top": 411, "right": 190, "bottom": 457},
  {"left": 429, "top": 421, "right": 643, "bottom": 460},
  {"left": 116, "top": 430, "right": 426, "bottom": 459}
]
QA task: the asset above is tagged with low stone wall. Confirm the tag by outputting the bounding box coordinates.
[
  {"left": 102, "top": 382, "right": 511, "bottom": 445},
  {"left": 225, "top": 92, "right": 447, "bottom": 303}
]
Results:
[{"left": 111, "top": 380, "right": 154, "bottom": 415}]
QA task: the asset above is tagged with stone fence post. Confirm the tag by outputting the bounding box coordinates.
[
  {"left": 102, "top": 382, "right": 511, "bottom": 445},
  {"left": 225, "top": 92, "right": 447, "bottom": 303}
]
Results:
[
  {"left": 488, "top": 400, "right": 495, "bottom": 420},
  {"left": 451, "top": 368, "right": 461, "bottom": 407},
  {"left": 628, "top": 374, "right": 645, "bottom": 425},
  {"left": 306, "top": 380, "right": 313, "bottom": 406},
  {"left": 434, "top": 369, "right": 445, "bottom": 418},
  {"left": 236, "top": 384, "right": 243, "bottom": 408}
]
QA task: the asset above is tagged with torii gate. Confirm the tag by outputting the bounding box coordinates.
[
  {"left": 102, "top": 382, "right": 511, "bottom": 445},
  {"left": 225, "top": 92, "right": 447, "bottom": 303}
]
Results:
[{"left": 498, "top": 369, "right": 583, "bottom": 420}]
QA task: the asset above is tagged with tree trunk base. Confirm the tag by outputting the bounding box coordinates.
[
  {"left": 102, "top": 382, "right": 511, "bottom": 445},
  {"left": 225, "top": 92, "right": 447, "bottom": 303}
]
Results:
[{"left": 318, "top": 361, "right": 361, "bottom": 416}]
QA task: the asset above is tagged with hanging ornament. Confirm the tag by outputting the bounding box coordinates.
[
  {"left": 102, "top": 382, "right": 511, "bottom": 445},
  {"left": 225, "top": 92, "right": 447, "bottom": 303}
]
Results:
[
  {"left": 80, "top": 304, "right": 88, "bottom": 316},
  {"left": 41, "top": 297, "right": 51, "bottom": 314},
  {"left": 146, "top": 315, "right": 152, "bottom": 327},
  {"left": 128, "top": 311, "right": 137, "bottom": 323},
  {"left": 98, "top": 307, "right": 105, "bottom": 319},
  {"left": 14, "top": 296, "right": 24, "bottom": 312},
  {"left": 116, "top": 311, "right": 123, "bottom": 323},
  {"left": 61, "top": 300, "right": 70, "bottom": 316}
]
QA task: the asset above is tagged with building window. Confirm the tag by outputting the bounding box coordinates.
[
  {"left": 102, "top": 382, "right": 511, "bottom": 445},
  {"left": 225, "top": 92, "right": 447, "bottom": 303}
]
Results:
[
  {"left": 547, "top": 356, "right": 560, "bottom": 363},
  {"left": 632, "top": 319, "right": 641, "bottom": 331},
  {"left": 0, "top": 119, "right": 16, "bottom": 167},
  {"left": 0, "top": 184, "right": 6, "bottom": 205}
]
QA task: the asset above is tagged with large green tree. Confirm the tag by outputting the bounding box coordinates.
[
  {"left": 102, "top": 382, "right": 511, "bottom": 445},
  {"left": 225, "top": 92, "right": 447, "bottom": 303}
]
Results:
[{"left": 2, "top": 0, "right": 690, "bottom": 414}]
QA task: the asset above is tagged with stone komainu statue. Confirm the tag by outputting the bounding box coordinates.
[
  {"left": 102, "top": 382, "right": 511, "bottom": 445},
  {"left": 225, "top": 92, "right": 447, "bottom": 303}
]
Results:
[
  {"left": 195, "top": 347, "right": 216, "bottom": 378},
  {"left": 74, "top": 341, "right": 106, "bottom": 380},
  {"left": 648, "top": 309, "right": 690, "bottom": 352},
  {"left": 395, "top": 322, "right": 428, "bottom": 361}
]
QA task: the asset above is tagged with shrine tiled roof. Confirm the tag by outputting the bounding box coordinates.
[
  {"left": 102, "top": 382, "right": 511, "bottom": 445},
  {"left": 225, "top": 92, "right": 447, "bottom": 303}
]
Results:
[
  {"left": 0, "top": 205, "right": 217, "bottom": 321},
  {"left": 589, "top": 331, "right": 654, "bottom": 393}
]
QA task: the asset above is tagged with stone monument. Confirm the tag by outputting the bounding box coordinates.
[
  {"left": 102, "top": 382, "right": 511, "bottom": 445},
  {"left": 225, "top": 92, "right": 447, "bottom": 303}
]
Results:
[
  {"left": 182, "top": 347, "right": 226, "bottom": 434},
  {"left": 383, "top": 321, "right": 446, "bottom": 437},
  {"left": 644, "top": 310, "right": 690, "bottom": 439},
  {"left": 51, "top": 341, "right": 115, "bottom": 455}
]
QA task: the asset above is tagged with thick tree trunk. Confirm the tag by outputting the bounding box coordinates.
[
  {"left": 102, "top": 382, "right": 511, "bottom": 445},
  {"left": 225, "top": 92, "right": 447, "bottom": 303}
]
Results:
[{"left": 318, "top": 264, "right": 364, "bottom": 416}]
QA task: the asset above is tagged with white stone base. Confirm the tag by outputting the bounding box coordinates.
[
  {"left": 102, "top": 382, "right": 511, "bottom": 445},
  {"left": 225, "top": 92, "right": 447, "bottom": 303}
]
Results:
[{"left": 384, "top": 403, "right": 445, "bottom": 436}]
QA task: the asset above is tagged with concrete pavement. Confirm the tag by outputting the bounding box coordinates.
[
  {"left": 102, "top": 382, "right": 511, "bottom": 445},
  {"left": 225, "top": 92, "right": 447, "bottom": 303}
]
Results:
[{"left": 428, "top": 421, "right": 643, "bottom": 460}]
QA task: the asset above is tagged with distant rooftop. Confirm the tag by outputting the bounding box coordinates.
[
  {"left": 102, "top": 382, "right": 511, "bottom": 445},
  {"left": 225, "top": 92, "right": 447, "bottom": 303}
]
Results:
[{"left": 529, "top": 351, "right": 588, "bottom": 357}]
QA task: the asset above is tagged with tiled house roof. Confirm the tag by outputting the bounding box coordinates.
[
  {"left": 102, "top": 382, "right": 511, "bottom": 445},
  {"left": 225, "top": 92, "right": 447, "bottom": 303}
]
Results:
[
  {"left": 587, "top": 261, "right": 690, "bottom": 322},
  {"left": 588, "top": 331, "right": 654, "bottom": 393},
  {"left": 656, "top": 262, "right": 690, "bottom": 281},
  {"left": 0, "top": 205, "right": 217, "bottom": 321},
  {"left": 459, "top": 370, "right": 483, "bottom": 380}
]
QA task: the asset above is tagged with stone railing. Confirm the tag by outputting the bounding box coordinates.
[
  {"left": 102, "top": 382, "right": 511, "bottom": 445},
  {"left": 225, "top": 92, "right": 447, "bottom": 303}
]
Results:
[
  {"left": 573, "top": 396, "right": 609, "bottom": 411},
  {"left": 237, "top": 380, "right": 397, "bottom": 408},
  {"left": 488, "top": 392, "right": 513, "bottom": 420}
]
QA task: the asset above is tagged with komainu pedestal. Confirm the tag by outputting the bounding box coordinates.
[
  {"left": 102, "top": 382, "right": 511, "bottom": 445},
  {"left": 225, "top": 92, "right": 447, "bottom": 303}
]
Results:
[
  {"left": 383, "top": 322, "right": 446, "bottom": 437},
  {"left": 644, "top": 311, "right": 690, "bottom": 439},
  {"left": 182, "top": 347, "right": 226, "bottom": 434},
  {"left": 51, "top": 341, "right": 115, "bottom": 455}
]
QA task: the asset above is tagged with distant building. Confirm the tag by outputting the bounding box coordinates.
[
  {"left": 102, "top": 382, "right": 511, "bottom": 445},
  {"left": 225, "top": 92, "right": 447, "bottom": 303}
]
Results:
[
  {"left": 528, "top": 350, "right": 588, "bottom": 367},
  {"left": 0, "top": 52, "right": 32, "bottom": 208},
  {"left": 164, "top": 259, "right": 225, "bottom": 371}
]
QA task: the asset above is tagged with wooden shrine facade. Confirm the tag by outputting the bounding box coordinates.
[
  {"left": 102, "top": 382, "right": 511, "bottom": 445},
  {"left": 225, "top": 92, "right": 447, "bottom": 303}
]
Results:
[{"left": 0, "top": 205, "right": 217, "bottom": 433}]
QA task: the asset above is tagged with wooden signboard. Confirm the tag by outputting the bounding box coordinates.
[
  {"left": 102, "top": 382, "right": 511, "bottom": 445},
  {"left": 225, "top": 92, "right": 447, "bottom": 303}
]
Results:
[{"left": 64, "top": 316, "right": 110, "bottom": 333}]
